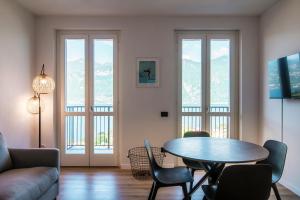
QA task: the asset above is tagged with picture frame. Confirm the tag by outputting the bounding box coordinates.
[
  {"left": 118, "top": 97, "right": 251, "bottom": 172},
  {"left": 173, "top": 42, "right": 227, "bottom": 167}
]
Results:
[{"left": 136, "top": 58, "right": 160, "bottom": 87}]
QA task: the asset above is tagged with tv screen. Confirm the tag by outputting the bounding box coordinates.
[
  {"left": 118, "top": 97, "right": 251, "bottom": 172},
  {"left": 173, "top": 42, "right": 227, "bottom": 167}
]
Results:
[
  {"left": 287, "top": 53, "right": 300, "bottom": 98},
  {"left": 268, "top": 57, "right": 290, "bottom": 99}
]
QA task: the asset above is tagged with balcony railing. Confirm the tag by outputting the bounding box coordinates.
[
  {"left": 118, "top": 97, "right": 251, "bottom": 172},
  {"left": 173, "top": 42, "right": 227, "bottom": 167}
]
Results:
[
  {"left": 65, "top": 105, "right": 230, "bottom": 153},
  {"left": 182, "top": 105, "right": 230, "bottom": 138},
  {"left": 65, "top": 105, "right": 113, "bottom": 153}
]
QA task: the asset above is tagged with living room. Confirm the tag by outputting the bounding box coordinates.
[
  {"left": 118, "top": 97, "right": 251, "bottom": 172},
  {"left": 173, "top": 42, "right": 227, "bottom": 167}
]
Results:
[{"left": 0, "top": 0, "right": 300, "bottom": 199}]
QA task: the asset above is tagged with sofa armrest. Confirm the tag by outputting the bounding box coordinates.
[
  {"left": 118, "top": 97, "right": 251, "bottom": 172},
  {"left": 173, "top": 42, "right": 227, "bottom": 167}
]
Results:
[{"left": 8, "top": 148, "right": 60, "bottom": 172}]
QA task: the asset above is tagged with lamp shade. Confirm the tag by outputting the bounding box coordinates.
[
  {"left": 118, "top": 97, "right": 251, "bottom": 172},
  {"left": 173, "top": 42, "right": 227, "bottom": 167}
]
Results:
[
  {"left": 27, "top": 96, "right": 45, "bottom": 114},
  {"left": 32, "top": 64, "right": 55, "bottom": 94},
  {"left": 32, "top": 75, "right": 55, "bottom": 94}
]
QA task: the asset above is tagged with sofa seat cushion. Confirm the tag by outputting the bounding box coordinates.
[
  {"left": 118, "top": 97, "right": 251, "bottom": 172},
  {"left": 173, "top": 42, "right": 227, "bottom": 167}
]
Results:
[{"left": 0, "top": 167, "right": 59, "bottom": 200}]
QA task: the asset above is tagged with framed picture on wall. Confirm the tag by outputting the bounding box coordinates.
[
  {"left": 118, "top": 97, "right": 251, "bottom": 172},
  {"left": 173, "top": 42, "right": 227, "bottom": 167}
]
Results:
[{"left": 136, "top": 58, "right": 160, "bottom": 87}]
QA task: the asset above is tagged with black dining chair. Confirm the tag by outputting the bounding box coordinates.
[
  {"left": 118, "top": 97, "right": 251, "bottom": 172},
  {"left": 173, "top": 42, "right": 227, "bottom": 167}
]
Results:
[
  {"left": 257, "top": 140, "right": 288, "bottom": 200},
  {"left": 144, "top": 139, "right": 193, "bottom": 200},
  {"left": 182, "top": 131, "right": 210, "bottom": 191},
  {"left": 202, "top": 164, "right": 273, "bottom": 200}
]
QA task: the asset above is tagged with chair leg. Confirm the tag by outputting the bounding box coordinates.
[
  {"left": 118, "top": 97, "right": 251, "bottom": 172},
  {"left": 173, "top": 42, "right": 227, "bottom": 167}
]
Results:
[
  {"left": 182, "top": 183, "right": 190, "bottom": 200},
  {"left": 190, "top": 168, "right": 195, "bottom": 192},
  {"left": 150, "top": 183, "right": 159, "bottom": 200},
  {"left": 148, "top": 182, "right": 155, "bottom": 200},
  {"left": 272, "top": 183, "right": 282, "bottom": 200}
]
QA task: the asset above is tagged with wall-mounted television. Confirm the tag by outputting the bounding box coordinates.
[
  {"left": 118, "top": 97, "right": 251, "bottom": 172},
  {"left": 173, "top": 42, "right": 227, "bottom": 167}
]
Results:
[
  {"left": 268, "top": 57, "right": 291, "bottom": 99},
  {"left": 287, "top": 53, "right": 300, "bottom": 98}
]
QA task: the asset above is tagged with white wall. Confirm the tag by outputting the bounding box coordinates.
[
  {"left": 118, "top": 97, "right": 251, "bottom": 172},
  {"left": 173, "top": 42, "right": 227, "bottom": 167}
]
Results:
[
  {"left": 259, "top": 0, "right": 300, "bottom": 195},
  {"left": 35, "top": 16, "right": 260, "bottom": 166},
  {"left": 0, "top": 0, "right": 35, "bottom": 147}
]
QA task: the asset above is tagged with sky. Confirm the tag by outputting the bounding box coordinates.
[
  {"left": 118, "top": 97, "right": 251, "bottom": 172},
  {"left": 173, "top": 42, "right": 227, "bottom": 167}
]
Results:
[
  {"left": 66, "top": 39, "right": 113, "bottom": 64},
  {"left": 182, "top": 39, "right": 230, "bottom": 62}
]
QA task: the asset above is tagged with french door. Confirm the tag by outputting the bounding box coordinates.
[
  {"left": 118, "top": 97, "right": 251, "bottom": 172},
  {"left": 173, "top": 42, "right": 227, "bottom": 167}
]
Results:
[
  {"left": 177, "top": 31, "right": 238, "bottom": 139},
  {"left": 58, "top": 31, "right": 118, "bottom": 166}
]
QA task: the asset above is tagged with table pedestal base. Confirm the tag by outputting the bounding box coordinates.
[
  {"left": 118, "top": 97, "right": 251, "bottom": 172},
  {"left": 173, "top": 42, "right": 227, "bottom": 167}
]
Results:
[{"left": 187, "top": 163, "right": 225, "bottom": 199}]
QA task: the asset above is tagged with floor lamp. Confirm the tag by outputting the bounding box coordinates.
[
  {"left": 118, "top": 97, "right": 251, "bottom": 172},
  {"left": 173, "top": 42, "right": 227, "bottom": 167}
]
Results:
[{"left": 27, "top": 64, "right": 55, "bottom": 148}]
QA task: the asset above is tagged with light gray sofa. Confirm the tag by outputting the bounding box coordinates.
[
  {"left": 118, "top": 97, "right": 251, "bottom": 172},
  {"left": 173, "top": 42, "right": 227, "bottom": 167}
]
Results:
[{"left": 0, "top": 133, "right": 59, "bottom": 200}]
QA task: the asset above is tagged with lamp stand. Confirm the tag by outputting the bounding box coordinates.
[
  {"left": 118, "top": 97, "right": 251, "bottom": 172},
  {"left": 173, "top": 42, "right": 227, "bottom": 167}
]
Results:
[{"left": 38, "top": 94, "right": 42, "bottom": 148}]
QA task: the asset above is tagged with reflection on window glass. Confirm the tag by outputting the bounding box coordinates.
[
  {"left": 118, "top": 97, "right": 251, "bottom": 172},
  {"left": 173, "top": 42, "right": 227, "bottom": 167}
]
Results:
[
  {"left": 182, "top": 39, "right": 202, "bottom": 113},
  {"left": 210, "top": 39, "right": 230, "bottom": 112},
  {"left": 65, "top": 39, "right": 85, "bottom": 112}
]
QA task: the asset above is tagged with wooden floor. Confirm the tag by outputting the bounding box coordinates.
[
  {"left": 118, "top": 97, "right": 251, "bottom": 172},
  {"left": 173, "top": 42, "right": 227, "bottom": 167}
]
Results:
[{"left": 58, "top": 167, "right": 300, "bottom": 200}]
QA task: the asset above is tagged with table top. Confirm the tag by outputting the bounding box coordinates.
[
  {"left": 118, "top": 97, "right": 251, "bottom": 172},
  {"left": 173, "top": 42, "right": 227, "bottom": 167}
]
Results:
[{"left": 163, "top": 137, "right": 269, "bottom": 163}]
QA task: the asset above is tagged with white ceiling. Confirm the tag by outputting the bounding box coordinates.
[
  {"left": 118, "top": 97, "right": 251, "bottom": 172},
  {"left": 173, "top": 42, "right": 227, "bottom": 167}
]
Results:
[{"left": 16, "top": 0, "right": 279, "bottom": 16}]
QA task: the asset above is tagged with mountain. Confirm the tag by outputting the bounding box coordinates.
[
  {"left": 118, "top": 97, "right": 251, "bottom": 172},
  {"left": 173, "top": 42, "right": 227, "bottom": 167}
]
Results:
[
  {"left": 66, "top": 56, "right": 230, "bottom": 106},
  {"left": 66, "top": 59, "right": 113, "bottom": 105},
  {"left": 182, "top": 56, "right": 230, "bottom": 107}
]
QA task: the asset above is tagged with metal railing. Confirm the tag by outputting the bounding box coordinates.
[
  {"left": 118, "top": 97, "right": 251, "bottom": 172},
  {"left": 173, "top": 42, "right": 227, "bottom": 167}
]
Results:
[
  {"left": 65, "top": 105, "right": 113, "bottom": 150},
  {"left": 182, "top": 106, "right": 230, "bottom": 138},
  {"left": 65, "top": 105, "right": 230, "bottom": 151}
]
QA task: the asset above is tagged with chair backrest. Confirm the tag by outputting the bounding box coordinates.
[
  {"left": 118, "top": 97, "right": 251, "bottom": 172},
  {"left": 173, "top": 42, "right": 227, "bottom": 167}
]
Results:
[
  {"left": 258, "top": 140, "right": 288, "bottom": 183},
  {"left": 215, "top": 164, "right": 272, "bottom": 200},
  {"left": 144, "top": 139, "right": 160, "bottom": 181},
  {"left": 183, "top": 131, "right": 210, "bottom": 138}
]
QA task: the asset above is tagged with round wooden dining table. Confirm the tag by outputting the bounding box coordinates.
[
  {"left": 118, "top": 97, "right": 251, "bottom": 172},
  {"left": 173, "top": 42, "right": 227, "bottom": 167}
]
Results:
[{"left": 163, "top": 137, "right": 269, "bottom": 197}]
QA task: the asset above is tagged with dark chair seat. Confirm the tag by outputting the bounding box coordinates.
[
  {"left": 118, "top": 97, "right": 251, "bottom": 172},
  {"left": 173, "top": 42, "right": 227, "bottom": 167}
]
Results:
[{"left": 155, "top": 167, "right": 193, "bottom": 185}]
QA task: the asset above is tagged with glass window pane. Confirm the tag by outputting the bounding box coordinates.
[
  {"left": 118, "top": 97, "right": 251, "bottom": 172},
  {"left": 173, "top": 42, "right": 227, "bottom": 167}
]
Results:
[
  {"left": 94, "top": 116, "right": 113, "bottom": 154},
  {"left": 65, "top": 116, "right": 85, "bottom": 154},
  {"left": 93, "top": 39, "right": 114, "bottom": 112},
  {"left": 65, "top": 39, "right": 85, "bottom": 112},
  {"left": 181, "top": 116, "right": 202, "bottom": 137},
  {"left": 210, "top": 116, "right": 230, "bottom": 138},
  {"left": 210, "top": 39, "right": 230, "bottom": 112},
  {"left": 182, "top": 39, "right": 202, "bottom": 112}
]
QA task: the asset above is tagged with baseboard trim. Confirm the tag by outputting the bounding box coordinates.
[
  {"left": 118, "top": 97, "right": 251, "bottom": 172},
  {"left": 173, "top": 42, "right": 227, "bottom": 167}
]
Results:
[{"left": 280, "top": 178, "right": 300, "bottom": 196}]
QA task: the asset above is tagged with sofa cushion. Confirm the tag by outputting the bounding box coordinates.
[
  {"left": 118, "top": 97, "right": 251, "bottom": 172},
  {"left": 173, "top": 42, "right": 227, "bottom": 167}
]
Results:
[
  {"left": 0, "top": 167, "right": 59, "bottom": 200},
  {"left": 0, "top": 132, "right": 12, "bottom": 173}
]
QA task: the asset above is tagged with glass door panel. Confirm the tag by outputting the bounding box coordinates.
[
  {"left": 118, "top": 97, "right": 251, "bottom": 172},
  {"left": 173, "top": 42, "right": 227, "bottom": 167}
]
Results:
[
  {"left": 207, "top": 35, "right": 235, "bottom": 138},
  {"left": 210, "top": 116, "right": 230, "bottom": 138},
  {"left": 65, "top": 39, "right": 85, "bottom": 112},
  {"left": 93, "top": 39, "right": 114, "bottom": 111},
  {"left": 94, "top": 116, "right": 113, "bottom": 154},
  {"left": 180, "top": 37, "right": 204, "bottom": 136},
  {"left": 182, "top": 39, "right": 202, "bottom": 113},
  {"left": 65, "top": 116, "right": 85, "bottom": 154},
  {"left": 92, "top": 39, "right": 114, "bottom": 155},
  {"left": 209, "top": 39, "right": 230, "bottom": 113},
  {"left": 181, "top": 116, "right": 202, "bottom": 134},
  {"left": 64, "top": 38, "right": 87, "bottom": 156}
]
